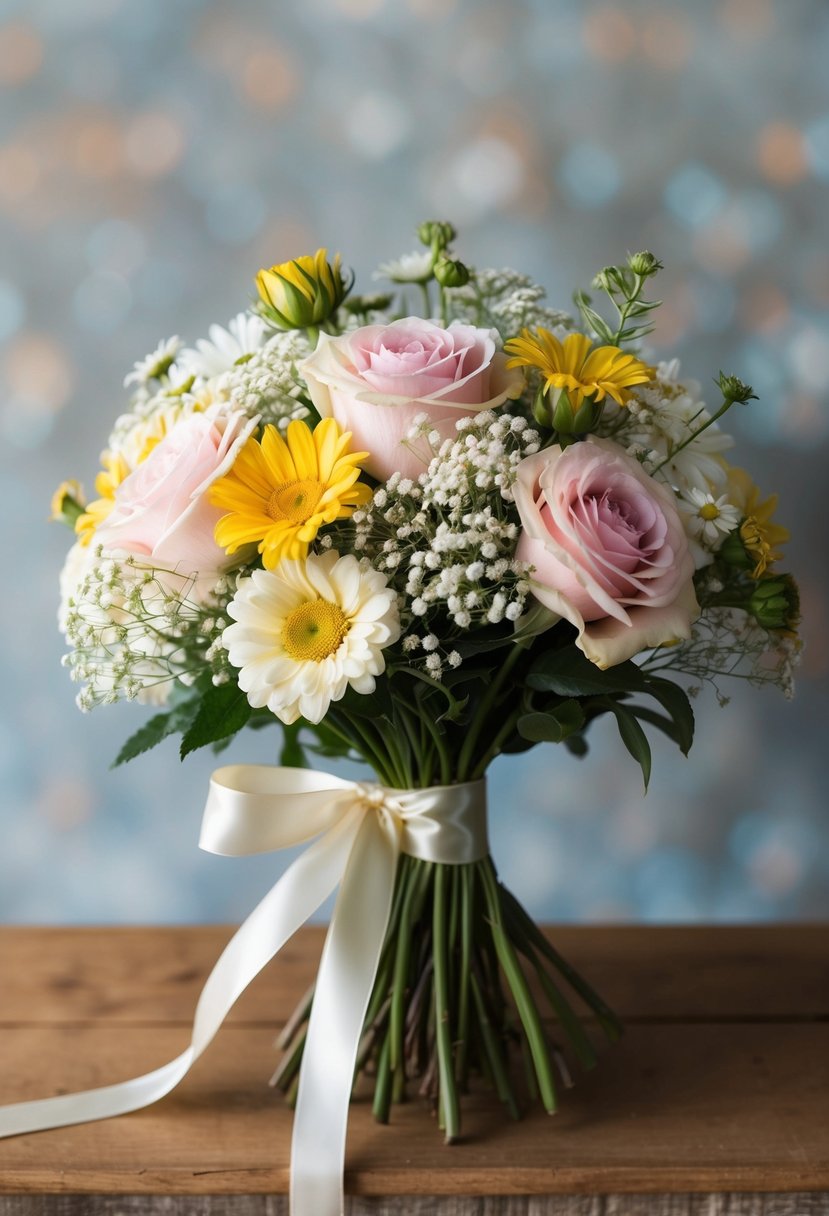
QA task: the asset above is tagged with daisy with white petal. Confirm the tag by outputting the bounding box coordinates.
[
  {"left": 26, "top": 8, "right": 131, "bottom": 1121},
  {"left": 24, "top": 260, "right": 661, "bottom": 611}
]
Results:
[
  {"left": 177, "top": 312, "right": 269, "bottom": 381},
  {"left": 224, "top": 551, "right": 401, "bottom": 724},
  {"left": 680, "top": 486, "right": 741, "bottom": 569},
  {"left": 124, "top": 336, "right": 182, "bottom": 388},
  {"left": 374, "top": 251, "right": 434, "bottom": 284}
]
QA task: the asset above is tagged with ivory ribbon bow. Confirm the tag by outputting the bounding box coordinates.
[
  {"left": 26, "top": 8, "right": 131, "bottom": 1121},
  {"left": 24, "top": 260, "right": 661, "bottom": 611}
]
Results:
[{"left": 0, "top": 765, "right": 488, "bottom": 1216}]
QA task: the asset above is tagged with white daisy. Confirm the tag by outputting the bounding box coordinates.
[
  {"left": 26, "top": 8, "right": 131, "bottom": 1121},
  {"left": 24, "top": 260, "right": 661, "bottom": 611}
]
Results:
[
  {"left": 679, "top": 486, "right": 741, "bottom": 568},
  {"left": 619, "top": 366, "right": 735, "bottom": 495},
  {"left": 177, "top": 312, "right": 269, "bottom": 381},
  {"left": 374, "top": 250, "right": 434, "bottom": 284},
  {"left": 681, "top": 486, "right": 741, "bottom": 544},
  {"left": 223, "top": 551, "right": 401, "bottom": 725},
  {"left": 124, "top": 336, "right": 182, "bottom": 388}
]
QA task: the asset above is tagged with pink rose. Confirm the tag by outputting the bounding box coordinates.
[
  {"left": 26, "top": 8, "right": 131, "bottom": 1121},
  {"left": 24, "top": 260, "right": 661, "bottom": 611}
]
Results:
[
  {"left": 95, "top": 409, "right": 258, "bottom": 594},
  {"left": 514, "top": 436, "right": 699, "bottom": 669},
  {"left": 299, "top": 317, "right": 524, "bottom": 480}
]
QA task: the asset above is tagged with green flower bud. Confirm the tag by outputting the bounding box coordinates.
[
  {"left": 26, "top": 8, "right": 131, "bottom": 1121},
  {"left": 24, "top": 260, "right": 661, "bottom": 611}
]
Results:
[
  {"left": 717, "top": 371, "right": 757, "bottom": 405},
  {"left": 591, "top": 267, "right": 616, "bottom": 293},
  {"left": 532, "top": 385, "right": 555, "bottom": 429},
  {"left": 718, "top": 529, "right": 754, "bottom": 571},
  {"left": 627, "top": 251, "right": 663, "bottom": 277},
  {"left": 417, "top": 220, "right": 456, "bottom": 250},
  {"left": 433, "top": 257, "right": 470, "bottom": 288},
  {"left": 749, "top": 575, "right": 800, "bottom": 632}
]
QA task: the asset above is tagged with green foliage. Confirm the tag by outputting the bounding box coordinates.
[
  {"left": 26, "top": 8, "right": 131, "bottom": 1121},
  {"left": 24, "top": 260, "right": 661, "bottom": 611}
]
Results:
[
  {"left": 527, "top": 647, "right": 647, "bottom": 697},
  {"left": 180, "top": 681, "right": 252, "bottom": 759},
  {"left": 279, "top": 721, "right": 308, "bottom": 768},
  {"left": 517, "top": 700, "right": 585, "bottom": 744},
  {"left": 575, "top": 251, "right": 663, "bottom": 347},
  {"left": 524, "top": 645, "right": 695, "bottom": 788},
  {"left": 112, "top": 699, "right": 200, "bottom": 768}
]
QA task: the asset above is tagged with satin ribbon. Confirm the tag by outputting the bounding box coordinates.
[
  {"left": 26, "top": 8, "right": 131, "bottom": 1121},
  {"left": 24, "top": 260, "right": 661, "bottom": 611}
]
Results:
[{"left": 0, "top": 765, "right": 488, "bottom": 1216}]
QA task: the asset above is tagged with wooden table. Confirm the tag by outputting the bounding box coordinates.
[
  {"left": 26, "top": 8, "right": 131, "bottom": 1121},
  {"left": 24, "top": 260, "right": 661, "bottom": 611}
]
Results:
[{"left": 0, "top": 926, "right": 827, "bottom": 1214}]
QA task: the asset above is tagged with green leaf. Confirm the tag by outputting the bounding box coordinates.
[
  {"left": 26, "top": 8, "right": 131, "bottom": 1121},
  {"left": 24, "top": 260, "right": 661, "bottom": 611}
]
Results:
[
  {"left": 643, "top": 676, "right": 695, "bottom": 755},
  {"left": 565, "top": 733, "right": 589, "bottom": 758},
  {"left": 517, "top": 699, "right": 585, "bottom": 744},
  {"left": 624, "top": 706, "right": 680, "bottom": 741},
  {"left": 528, "top": 647, "right": 646, "bottom": 697},
  {"left": 601, "top": 700, "right": 652, "bottom": 791},
  {"left": 180, "top": 681, "right": 252, "bottom": 760},
  {"left": 113, "top": 710, "right": 180, "bottom": 767}
]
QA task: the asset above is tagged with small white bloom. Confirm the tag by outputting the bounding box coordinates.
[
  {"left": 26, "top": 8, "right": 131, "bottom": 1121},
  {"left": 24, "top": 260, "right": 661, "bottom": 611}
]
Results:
[
  {"left": 374, "top": 250, "right": 434, "bottom": 284},
  {"left": 681, "top": 487, "right": 741, "bottom": 546},
  {"left": 124, "top": 336, "right": 181, "bottom": 387},
  {"left": 223, "top": 552, "right": 401, "bottom": 725},
  {"left": 177, "top": 312, "right": 268, "bottom": 380}
]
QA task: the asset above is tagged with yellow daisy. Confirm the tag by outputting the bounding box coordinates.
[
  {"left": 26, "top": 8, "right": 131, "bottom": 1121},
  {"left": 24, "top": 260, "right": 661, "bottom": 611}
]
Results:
[
  {"left": 209, "top": 417, "right": 371, "bottom": 568},
  {"left": 504, "top": 329, "right": 652, "bottom": 408},
  {"left": 74, "top": 451, "right": 131, "bottom": 546},
  {"left": 727, "top": 466, "right": 789, "bottom": 577}
]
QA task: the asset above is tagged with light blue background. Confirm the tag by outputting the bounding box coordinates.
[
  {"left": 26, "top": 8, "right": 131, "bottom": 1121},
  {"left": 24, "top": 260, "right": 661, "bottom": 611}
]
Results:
[{"left": 0, "top": 0, "right": 826, "bottom": 923}]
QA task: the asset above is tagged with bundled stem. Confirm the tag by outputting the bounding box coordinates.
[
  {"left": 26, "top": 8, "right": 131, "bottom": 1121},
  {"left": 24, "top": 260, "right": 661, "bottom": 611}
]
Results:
[{"left": 271, "top": 854, "right": 620, "bottom": 1141}]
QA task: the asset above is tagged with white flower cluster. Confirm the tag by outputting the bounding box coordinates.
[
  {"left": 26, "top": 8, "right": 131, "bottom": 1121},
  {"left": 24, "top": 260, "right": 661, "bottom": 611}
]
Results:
[
  {"left": 216, "top": 329, "right": 313, "bottom": 431},
  {"left": 351, "top": 411, "right": 541, "bottom": 676},
  {"left": 449, "top": 268, "right": 573, "bottom": 340},
  {"left": 60, "top": 545, "right": 232, "bottom": 710},
  {"left": 110, "top": 319, "right": 312, "bottom": 459},
  {"left": 598, "top": 359, "right": 742, "bottom": 568},
  {"left": 606, "top": 360, "right": 734, "bottom": 492}
]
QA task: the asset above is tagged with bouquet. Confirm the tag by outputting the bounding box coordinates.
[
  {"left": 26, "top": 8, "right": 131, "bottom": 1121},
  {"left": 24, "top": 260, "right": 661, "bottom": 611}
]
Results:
[{"left": 42, "top": 221, "right": 799, "bottom": 1211}]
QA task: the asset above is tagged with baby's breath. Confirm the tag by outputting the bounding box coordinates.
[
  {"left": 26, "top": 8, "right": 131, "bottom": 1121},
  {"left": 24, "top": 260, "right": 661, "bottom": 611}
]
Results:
[
  {"left": 61, "top": 549, "right": 235, "bottom": 709},
  {"left": 352, "top": 411, "right": 540, "bottom": 671},
  {"left": 642, "top": 606, "right": 800, "bottom": 702},
  {"left": 448, "top": 268, "right": 574, "bottom": 339},
  {"left": 218, "top": 330, "right": 313, "bottom": 430}
]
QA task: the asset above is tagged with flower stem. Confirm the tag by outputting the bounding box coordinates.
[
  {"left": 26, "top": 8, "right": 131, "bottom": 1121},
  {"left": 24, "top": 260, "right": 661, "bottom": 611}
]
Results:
[
  {"left": 651, "top": 399, "right": 732, "bottom": 477},
  {"left": 372, "top": 1029, "right": 393, "bottom": 1123},
  {"left": 497, "top": 882, "right": 622, "bottom": 1041},
  {"left": 419, "top": 281, "right": 432, "bottom": 318},
  {"left": 479, "top": 859, "right": 557, "bottom": 1114},
  {"left": 470, "top": 968, "right": 520, "bottom": 1120},
  {"left": 457, "top": 642, "right": 527, "bottom": 781},
  {"left": 433, "top": 865, "right": 460, "bottom": 1142},
  {"left": 456, "top": 864, "right": 473, "bottom": 1087}
]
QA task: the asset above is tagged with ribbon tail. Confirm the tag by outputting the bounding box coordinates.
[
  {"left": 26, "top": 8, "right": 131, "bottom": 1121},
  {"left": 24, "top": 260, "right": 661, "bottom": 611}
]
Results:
[
  {"left": 291, "top": 809, "right": 400, "bottom": 1216},
  {"left": 0, "top": 809, "right": 364, "bottom": 1140}
]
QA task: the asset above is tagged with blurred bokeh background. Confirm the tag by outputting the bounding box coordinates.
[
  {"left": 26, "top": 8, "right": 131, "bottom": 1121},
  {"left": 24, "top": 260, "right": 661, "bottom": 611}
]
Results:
[{"left": 1, "top": 0, "right": 826, "bottom": 923}]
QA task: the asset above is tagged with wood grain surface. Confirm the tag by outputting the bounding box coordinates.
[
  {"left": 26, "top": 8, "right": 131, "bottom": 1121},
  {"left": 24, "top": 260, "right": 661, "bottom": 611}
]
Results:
[{"left": 0, "top": 926, "right": 826, "bottom": 1211}]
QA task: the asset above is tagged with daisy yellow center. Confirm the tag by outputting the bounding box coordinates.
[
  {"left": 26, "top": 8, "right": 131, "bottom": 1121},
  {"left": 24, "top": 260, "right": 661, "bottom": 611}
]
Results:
[
  {"left": 267, "top": 479, "right": 324, "bottom": 525},
  {"left": 700, "top": 503, "right": 721, "bottom": 521},
  {"left": 282, "top": 599, "right": 349, "bottom": 662}
]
